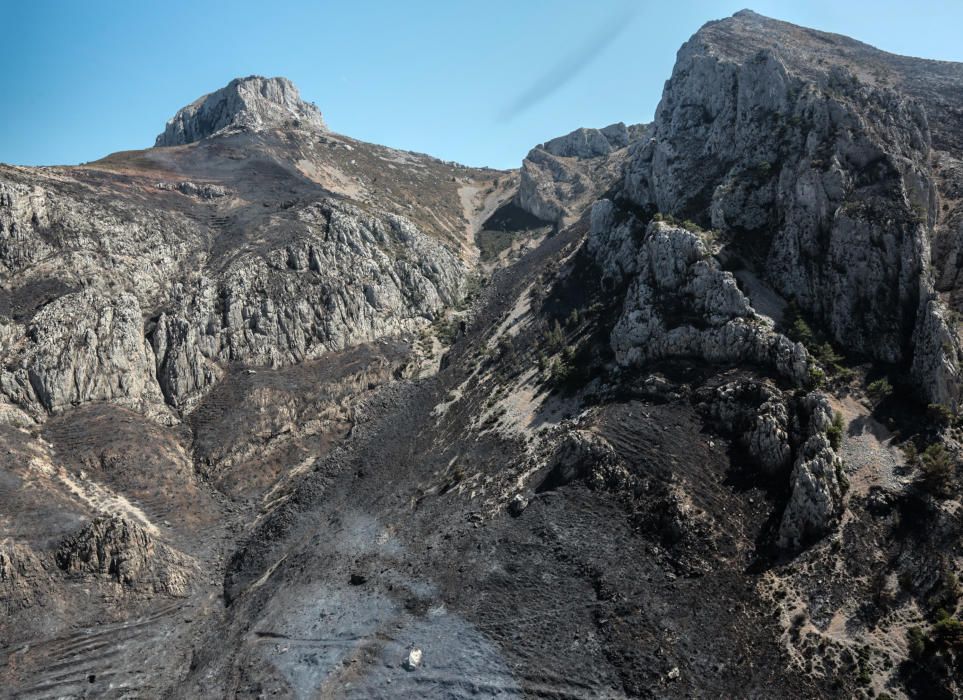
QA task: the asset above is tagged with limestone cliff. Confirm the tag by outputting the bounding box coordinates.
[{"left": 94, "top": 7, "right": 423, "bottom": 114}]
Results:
[
  {"left": 155, "top": 76, "right": 326, "bottom": 147},
  {"left": 620, "top": 10, "right": 963, "bottom": 407}
]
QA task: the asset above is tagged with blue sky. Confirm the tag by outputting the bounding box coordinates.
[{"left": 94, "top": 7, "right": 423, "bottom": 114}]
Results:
[{"left": 2, "top": 1, "right": 961, "bottom": 169}]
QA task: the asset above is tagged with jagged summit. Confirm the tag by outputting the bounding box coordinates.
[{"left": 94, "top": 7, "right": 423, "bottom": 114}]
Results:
[
  {"left": 154, "top": 75, "right": 326, "bottom": 147},
  {"left": 693, "top": 8, "right": 963, "bottom": 150}
]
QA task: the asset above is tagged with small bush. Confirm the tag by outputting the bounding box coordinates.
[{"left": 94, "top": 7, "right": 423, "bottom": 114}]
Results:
[
  {"left": 919, "top": 443, "right": 956, "bottom": 496},
  {"left": 827, "top": 411, "right": 845, "bottom": 450},
  {"left": 907, "top": 626, "right": 927, "bottom": 660},
  {"left": 933, "top": 611, "right": 963, "bottom": 644},
  {"left": 652, "top": 212, "right": 680, "bottom": 226},
  {"left": 548, "top": 356, "right": 574, "bottom": 387},
  {"left": 902, "top": 441, "right": 919, "bottom": 464},
  {"left": 785, "top": 303, "right": 851, "bottom": 378},
  {"left": 431, "top": 316, "right": 459, "bottom": 345},
  {"left": 927, "top": 403, "right": 955, "bottom": 428},
  {"left": 867, "top": 377, "right": 893, "bottom": 402},
  {"left": 544, "top": 320, "right": 565, "bottom": 353},
  {"left": 808, "top": 365, "right": 826, "bottom": 388},
  {"left": 928, "top": 571, "right": 962, "bottom": 614}
]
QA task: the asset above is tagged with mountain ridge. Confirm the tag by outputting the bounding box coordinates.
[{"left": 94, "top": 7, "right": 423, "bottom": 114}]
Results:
[{"left": 1, "top": 10, "right": 962, "bottom": 698}]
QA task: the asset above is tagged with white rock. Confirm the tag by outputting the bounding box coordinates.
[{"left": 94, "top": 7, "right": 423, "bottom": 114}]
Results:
[{"left": 403, "top": 647, "right": 423, "bottom": 671}]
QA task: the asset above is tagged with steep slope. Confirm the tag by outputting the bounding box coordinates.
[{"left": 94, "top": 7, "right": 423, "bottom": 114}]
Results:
[{"left": 0, "top": 76, "right": 506, "bottom": 418}]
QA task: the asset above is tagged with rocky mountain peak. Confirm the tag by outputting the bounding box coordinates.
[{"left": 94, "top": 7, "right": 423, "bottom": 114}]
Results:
[{"left": 154, "top": 75, "right": 326, "bottom": 147}]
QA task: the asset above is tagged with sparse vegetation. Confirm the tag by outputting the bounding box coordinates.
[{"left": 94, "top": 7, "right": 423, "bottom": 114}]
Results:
[
  {"left": 907, "top": 626, "right": 927, "bottom": 660},
  {"left": 547, "top": 353, "right": 575, "bottom": 387},
  {"left": 431, "top": 315, "right": 460, "bottom": 345}
]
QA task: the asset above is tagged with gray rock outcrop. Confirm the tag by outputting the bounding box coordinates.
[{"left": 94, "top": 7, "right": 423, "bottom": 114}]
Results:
[
  {"left": 540, "top": 122, "right": 648, "bottom": 159},
  {"left": 0, "top": 542, "right": 51, "bottom": 614},
  {"left": 699, "top": 379, "right": 846, "bottom": 548},
  {"left": 155, "top": 76, "right": 326, "bottom": 147},
  {"left": 55, "top": 515, "right": 194, "bottom": 595},
  {"left": 778, "top": 393, "right": 846, "bottom": 549},
  {"left": 516, "top": 123, "right": 651, "bottom": 224},
  {"left": 591, "top": 213, "right": 811, "bottom": 384},
  {"left": 1, "top": 107, "right": 469, "bottom": 418},
  {"left": 702, "top": 380, "right": 792, "bottom": 473},
  {"left": 538, "top": 429, "right": 628, "bottom": 491},
  {"left": 0, "top": 290, "right": 164, "bottom": 415}
]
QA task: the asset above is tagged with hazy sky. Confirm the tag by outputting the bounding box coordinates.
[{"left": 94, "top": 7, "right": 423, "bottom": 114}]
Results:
[{"left": 2, "top": 1, "right": 961, "bottom": 169}]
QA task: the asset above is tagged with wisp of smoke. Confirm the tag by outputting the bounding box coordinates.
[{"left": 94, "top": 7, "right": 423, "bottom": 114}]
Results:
[{"left": 498, "top": 4, "right": 639, "bottom": 121}]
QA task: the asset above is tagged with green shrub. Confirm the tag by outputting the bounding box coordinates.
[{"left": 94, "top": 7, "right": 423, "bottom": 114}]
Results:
[
  {"left": 785, "top": 303, "right": 851, "bottom": 378},
  {"left": 907, "top": 626, "right": 927, "bottom": 660},
  {"left": 919, "top": 443, "right": 956, "bottom": 496},
  {"left": 867, "top": 377, "right": 893, "bottom": 402},
  {"left": 933, "top": 611, "right": 963, "bottom": 644},
  {"left": 827, "top": 411, "right": 845, "bottom": 450},
  {"left": 792, "top": 320, "right": 813, "bottom": 345},
  {"left": 808, "top": 365, "right": 826, "bottom": 388},
  {"left": 902, "top": 441, "right": 919, "bottom": 464},
  {"left": 548, "top": 356, "right": 574, "bottom": 387},
  {"left": 544, "top": 320, "right": 565, "bottom": 352},
  {"left": 431, "top": 316, "right": 459, "bottom": 345},
  {"left": 927, "top": 403, "right": 955, "bottom": 428}
]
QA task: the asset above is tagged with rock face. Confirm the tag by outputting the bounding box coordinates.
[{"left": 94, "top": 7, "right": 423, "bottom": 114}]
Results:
[
  {"left": 778, "top": 393, "right": 846, "bottom": 549},
  {"left": 516, "top": 122, "right": 651, "bottom": 224},
  {"left": 150, "top": 199, "right": 464, "bottom": 409},
  {"left": 155, "top": 76, "right": 326, "bottom": 147},
  {"left": 590, "top": 209, "right": 811, "bottom": 385},
  {"left": 0, "top": 542, "right": 51, "bottom": 614},
  {"left": 621, "top": 10, "right": 963, "bottom": 407},
  {"left": 701, "top": 380, "right": 792, "bottom": 473},
  {"left": 55, "top": 515, "right": 193, "bottom": 595},
  {"left": 537, "top": 429, "right": 627, "bottom": 492},
  {"left": 4, "top": 16, "right": 963, "bottom": 700},
  {"left": 1, "top": 290, "right": 163, "bottom": 415}
]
